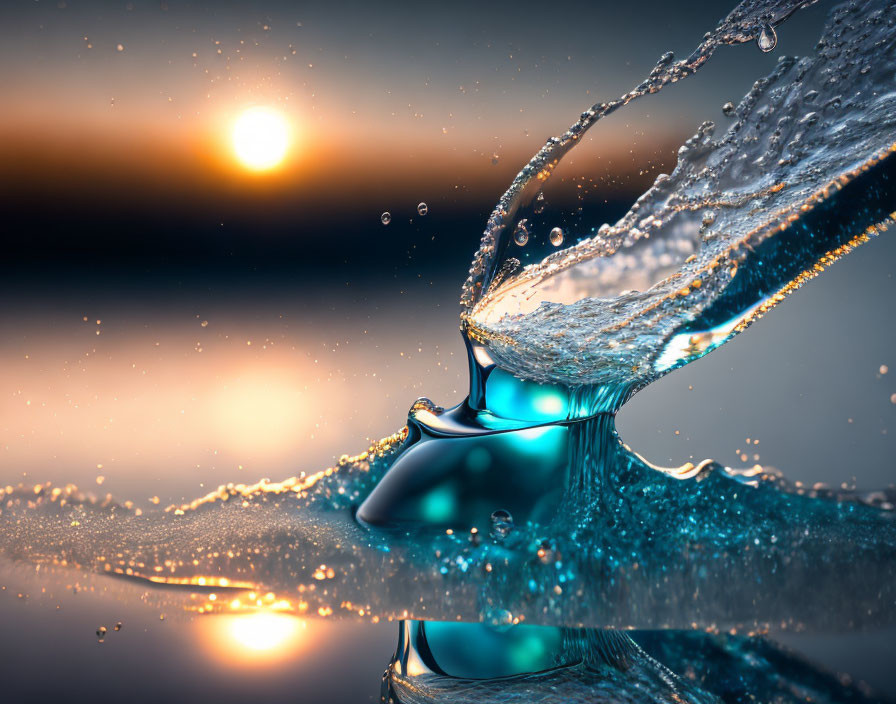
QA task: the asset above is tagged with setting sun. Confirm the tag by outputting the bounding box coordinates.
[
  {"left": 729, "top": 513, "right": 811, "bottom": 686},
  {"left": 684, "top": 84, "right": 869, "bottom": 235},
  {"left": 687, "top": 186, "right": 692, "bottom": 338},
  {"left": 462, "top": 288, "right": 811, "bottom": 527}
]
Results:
[{"left": 232, "top": 106, "right": 291, "bottom": 171}]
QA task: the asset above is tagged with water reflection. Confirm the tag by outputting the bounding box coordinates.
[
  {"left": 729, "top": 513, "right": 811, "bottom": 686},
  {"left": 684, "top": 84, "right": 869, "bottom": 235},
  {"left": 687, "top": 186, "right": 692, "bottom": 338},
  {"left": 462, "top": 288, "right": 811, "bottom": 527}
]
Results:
[{"left": 200, "top": 611, "right": 309, "bottom": 665}]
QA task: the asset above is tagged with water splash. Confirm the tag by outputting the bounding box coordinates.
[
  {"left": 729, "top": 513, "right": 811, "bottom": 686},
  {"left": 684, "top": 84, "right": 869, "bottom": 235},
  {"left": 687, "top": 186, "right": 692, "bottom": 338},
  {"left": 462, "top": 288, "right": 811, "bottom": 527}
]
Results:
[
  {"left": 1, "top": 408, "right": 893, "bottom": 632},
  {"left": 463, "top": 0, "right": 896, "bottom": 395},
  {"left": 0, "top": 1, "right": 895, "bottom": 701}
]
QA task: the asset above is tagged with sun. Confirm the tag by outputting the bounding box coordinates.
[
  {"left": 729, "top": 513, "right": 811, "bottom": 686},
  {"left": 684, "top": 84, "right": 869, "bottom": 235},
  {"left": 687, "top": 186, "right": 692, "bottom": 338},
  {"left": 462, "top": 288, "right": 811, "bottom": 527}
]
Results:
[{"left": 232, "top": 106, "right": 291, "bottom": 171}]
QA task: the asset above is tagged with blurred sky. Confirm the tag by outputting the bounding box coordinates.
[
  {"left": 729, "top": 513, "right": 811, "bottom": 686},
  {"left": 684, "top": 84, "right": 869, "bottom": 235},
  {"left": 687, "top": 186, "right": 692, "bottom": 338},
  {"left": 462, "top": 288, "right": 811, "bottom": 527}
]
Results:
[
  {"left": 0, "top": 1, "right": 894, "bottom": 702},
  {"left": 0, "top": 0, "right": 830, "bottom": 272}
]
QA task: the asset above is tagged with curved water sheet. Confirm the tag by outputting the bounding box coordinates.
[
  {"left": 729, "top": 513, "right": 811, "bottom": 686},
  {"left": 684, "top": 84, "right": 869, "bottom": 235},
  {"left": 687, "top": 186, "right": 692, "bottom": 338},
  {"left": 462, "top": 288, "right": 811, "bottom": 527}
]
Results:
[
  {"left": 463, "top": 0, "right": 896, "bottom": 390},
  {"left": 1, "top": 413, "right": 894, "bottom": 632}
]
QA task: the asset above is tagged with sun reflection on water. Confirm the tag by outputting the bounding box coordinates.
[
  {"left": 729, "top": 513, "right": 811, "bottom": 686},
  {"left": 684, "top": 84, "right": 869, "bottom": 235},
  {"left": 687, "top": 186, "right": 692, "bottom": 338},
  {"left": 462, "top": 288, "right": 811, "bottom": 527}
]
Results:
[{"left": 201, "top": 611, "right": 309, "bottom": 665}]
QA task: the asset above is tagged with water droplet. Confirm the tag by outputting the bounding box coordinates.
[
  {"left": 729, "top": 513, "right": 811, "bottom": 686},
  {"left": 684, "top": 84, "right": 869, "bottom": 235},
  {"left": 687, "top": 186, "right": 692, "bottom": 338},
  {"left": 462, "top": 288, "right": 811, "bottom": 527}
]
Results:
[
  {"left": 534, "top": 192, "right": 546, "bottom": 214},
  {"left": 880, "top": 365, "right": 889, "bottom": 375},
  {"left": 380, "top": 212, "right": 391, "bottom": 226},
  {"left": 513, "top": 221, "right": 530, "bottom": 247},
  {"left": 114, "top": 622, "right": 122, "bottom": 631},
  {"left": 891, "top": 393, "right": 896, "bottom": 405},
  {"left": 722, "top": 102, "right": 736, "bottom": 117},
  {"left": 549, "top": 227, "right": 564, "bottom": 247},
  {"left": 756, "top": 24, "right": 777, "bottom": 53},
  {"left": 96, "top": 626, "right": 107, "bottom": 640},
  {"left": 417, "top": 202, "right": 428, "bottom": 216},
  {"left": 489, "top": 509, "right": 514, "bottom": 540},
  {"left": 485, "top": 607, "right": 514, "bottom": 631}
]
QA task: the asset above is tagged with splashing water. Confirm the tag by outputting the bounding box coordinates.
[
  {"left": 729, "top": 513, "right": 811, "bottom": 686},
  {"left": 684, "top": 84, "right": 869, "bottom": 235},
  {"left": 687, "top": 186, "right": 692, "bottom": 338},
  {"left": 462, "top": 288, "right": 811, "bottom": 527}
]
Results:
[
  {"left": 462, "top": 0, "right": 896, "bottom": 396},
  {"left": 1, "top": 0, "right": 896, "bottom": 701}
]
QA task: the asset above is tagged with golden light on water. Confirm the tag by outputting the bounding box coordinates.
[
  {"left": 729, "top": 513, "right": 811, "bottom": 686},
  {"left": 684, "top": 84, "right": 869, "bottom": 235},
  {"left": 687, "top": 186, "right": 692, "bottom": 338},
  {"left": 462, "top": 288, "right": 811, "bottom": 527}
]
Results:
[
  {"left": 232, "top": 107, "right": 291, "bottom": 171},
  {"left": 202, "top": 612, "right": 309, "bottom": 665}
]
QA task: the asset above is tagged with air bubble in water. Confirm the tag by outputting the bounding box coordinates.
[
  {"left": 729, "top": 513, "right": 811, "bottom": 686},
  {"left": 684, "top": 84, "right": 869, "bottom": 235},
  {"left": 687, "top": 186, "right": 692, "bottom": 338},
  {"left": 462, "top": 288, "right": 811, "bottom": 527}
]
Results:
[
  {"left": 417, "top": 202, "right": 428, "bottom": 216},
  {"left": 722, "top": 102, "right": 735, "bottom": 116},
  {"left": 757, "top": 24, "right": 777, "bottom": 52},
  {"left": 549, "top": 227, "right": 564, "bottom": 247},
  {"left": 513, "top": 221, "right": 530, "bottom": 247},
  {"left": 489, "top": 509, "right": 514, "bottom": 539},
  {"left": 485, "top": 607, "right": 514, "bottom": 631},
  {"left": 381, "top": 212, "right": 391, "bottom": 226}
]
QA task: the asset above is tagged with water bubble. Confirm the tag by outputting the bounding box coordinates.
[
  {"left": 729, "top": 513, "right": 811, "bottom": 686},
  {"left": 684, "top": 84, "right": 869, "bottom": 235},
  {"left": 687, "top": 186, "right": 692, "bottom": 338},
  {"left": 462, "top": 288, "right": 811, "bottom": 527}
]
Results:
[
  {"left": 722, "top": 102, "right": 736, "bottom": 116},
  {"left": 417, "top": 202, "right": 428, "bottom": 216},
  {"left": 96, "top": 626, "right": 107, "bottom": 640},
  {"left": 891, "top": 393, "right": 896, "bottom": 405},
  {"left": 549, "top": 227, "right": 564, "bottom": 247},
  {"left": 534, "top": 192, "right": 546, "bottom": 214},
  {"left": 513, "top": 220, "right": 530, "bottom": 247},
  {"left": 489, "top": 509, "right": 514, "bottom": 540},
  {"left": 756, "top": 24, "right": 777, "bottom": 53},
  {"left": 114, "top": 622, "right": 122, "bottom": 631},
  {"left": 380, "top": 212, "right": 391, "bottom": 226},
  {"left": 880, "top": 365, "right": 889, "bottom": 375},
  {"left": 485, "top": 607, "right": 514, "bottom": 631}
]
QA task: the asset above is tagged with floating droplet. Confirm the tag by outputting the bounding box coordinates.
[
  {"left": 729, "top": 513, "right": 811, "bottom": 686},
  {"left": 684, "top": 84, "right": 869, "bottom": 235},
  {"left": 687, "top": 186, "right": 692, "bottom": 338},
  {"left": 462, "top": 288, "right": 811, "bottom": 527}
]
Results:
[
  {"left": 722, "top": 102, "right": 735, "bottom": 116},
  {"left": 489, "top": 509, "right": 514, "bottom": 540},
  {"left": 880, "top": 365, "right": 889, "bottom": 375},
  {"left": 380, "top": 212, "right": 391, "bottom": 226},
  {"left": 114, "top": 622, "right": 122, "bottom": 631},
  {"left": 485, "top": 607, "right": 514, "bottom": 631},
  {"left": 417, "top": 202, "right": 428, "bottom": 216},
  {"left": 96, "top": 626, "right": 107, "bottom": 640},
  {"left": 513, "top": 221, "right": 530, "bottom": 247},
  {"left": 549, "top": 227, "right": 564, "bottom": 247},
  {"left": 756, "top": 24, "right": 777, "bottom": 53}
]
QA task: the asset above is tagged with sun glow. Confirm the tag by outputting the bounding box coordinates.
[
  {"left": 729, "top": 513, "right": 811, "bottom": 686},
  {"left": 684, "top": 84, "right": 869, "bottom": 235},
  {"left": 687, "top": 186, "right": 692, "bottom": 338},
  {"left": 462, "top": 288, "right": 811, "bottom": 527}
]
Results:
[
  {"left": 232, "top": 107, "right": 291, "bottom": 171},
  {"left": 201, "top": 612, "right": 308, "bottom": 666}
]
